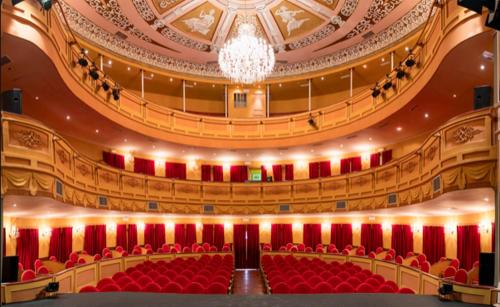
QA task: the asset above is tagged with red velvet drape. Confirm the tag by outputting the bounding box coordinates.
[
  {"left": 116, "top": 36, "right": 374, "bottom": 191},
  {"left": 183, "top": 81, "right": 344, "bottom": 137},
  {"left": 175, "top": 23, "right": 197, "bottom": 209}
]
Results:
[
  {"left": 155, "top": 224, "right": 166, "bottom": 251},
  {"left": 201, "top": 165, "right": 211, "bottom": 181},
  {"left": 165, "top": 162, "right": 186, "bottom": 179},
  {"left": 285, "top": 164, "right": 294, "bottom": 181},
  {"left": 17, "top": 229, "right": 39, "bottom": 270},
  {"left": 102, "top": 152, "right": 125, "bottom": 169},
  {"left": 309, "top": 162, "right": 320, "bottom": 179},
  {"left": 391, "top": 225, "right": 413, "bottom": 257},
  {"left": 457, "top": 225, "right": 481, "bottom": 270},
  {"left": 272, "top": 165, "right": 283, "bottom": 182},
  {"left": 116, "top": 224, "right": 127, "bottom": 250},
  {"left": 230, "top": 166, "right": 248, "bottom": 182},
  {"left": 127, "top": 224, "right": 138, "bottom": 253},
  {"left": 319, "top": 161, "right": 331, "bottom": 177},
  {"left": 340, "top": 159, "right": 351, "bottom": 174},
  {"left": 303, "top": 224, "right": 322, "bottom": 248},
  {"left": 134, "top": 157, "right": 155, "bottom": 176},
  {"left": 213, "top": 165, "right": 223, "bottom": 182},
  {"left": 144, "top": 224, "right": 155, "bottom": 249},
  {"left": 175, "top": 224, "right": 197, "bottom": 248},
  {"left": 233, "top": 224, "right": 259, "bottom": 269},
  {"left": 95, "top": 225, "right": 107, "bottom": 255},
  {"left": 49, "top": 227, "right": 72, "bottom": 262},
  {"left": 261, "top": 166, "right": 267, "bottom": 182},
  {"left": 361, "top": 224, "right": 383, "bottom": 253},
  {"left": 202, "top": 224, "right": 225, "bottom": 250},
  {"left": 382, "top": 150, "right": 393, "bottom": 165},
  {"left": 271, "top": 224, "right": 293, "bottom": 251},
  {"left": 202, "top": 224, "right": 214, "bottom": 245},
  {"left": 84, "top": 225, "right": 95, "bottom": 255},
  {"left": 330, "top": 224, "right": 353, "bottom": 249},
  {"left": 370, "top": 153, "right": 381, "bottom": 168},
  {"left": 351, "top": 156, "right": 362, "bottom": 172},
  {"left": 423, "top": 226, "right": 445, "bottom": 264}
]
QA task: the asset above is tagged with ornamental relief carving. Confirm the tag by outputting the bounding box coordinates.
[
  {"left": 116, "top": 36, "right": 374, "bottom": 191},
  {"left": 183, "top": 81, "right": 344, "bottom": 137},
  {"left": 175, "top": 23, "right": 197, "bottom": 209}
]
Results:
[
  {"left": 12, "top": 129, "right": 43, "bottom": 149},
  {"left": 124, "top": 177, "right": 141, "bottom": 188},
  {"left": 265, "top": 186, "right": 290, "bottom": 195},
  {"left": 76, "top": 163, "right": 91, "bottom": 177},
  {"left": 56, "top": 149, "right": 69, "bottom": 165},
  {"left": 378, "top": 170, "right": 394, "bottom": 182},
  {"left": 426, "top": 145, "right": 438, "bottom": 162},
  {"left": 203, "top": 186, "right": 228, "bottom": 195},
  {"left": 351, "top": 176, "right": 369, "bottom": 187},
  {"left": 403, "top": 160, "right": 417, "bottom": 175},
  {"left": 176, "top": 184, "right": 198, "bottom": 194},
  {"left": 99, "top": 171, "right": 114, "bottom": 183},
  {"left": 294, "top": 184, "right": 317, "bottom": 194},
  {"left": 453, "top": 126, "right": 482, "bottom": 144}
]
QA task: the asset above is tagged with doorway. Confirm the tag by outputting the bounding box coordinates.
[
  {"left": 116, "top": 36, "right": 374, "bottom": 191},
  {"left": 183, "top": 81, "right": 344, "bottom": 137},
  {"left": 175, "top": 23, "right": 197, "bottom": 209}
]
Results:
[{"left": 233, "top": 224, "right": 260, "bottom": 269}]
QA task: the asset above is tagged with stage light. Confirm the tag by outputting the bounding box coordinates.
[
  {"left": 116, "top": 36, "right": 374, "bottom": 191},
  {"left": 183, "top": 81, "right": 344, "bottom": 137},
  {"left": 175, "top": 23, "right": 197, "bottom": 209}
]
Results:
[
  {"left": 78, "top": 49, "right": 88, "bottom": 67},
  {"left": 396, "top": 68, "right": 406, "bottom": 79},
  {"left": 89, "top": 67, "right": 99, "bottom": 80},
  {"left": 112, "top": 87, "right": 120, "bottom": 101},
  {"left": 383, "top": 80, "right": 393, "bottom": 90},
  {"left": 39, "top": 0, "right": 52, "bottom": 10},
  {"left": 371, "top": 85, "right": 381, "bottom": 98},
  {"left": 405, "top": 58, "right": 416, "bottom": 67},
  {"left": 101, "top": 81, "right": 110, "bottom": 92}
]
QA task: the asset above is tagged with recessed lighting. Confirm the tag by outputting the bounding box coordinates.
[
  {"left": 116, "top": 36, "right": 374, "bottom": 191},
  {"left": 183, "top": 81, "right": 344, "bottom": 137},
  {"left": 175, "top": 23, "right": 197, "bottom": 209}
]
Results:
[
  {"left": 404, "top": 46, "right": 409, "bottom": 52},
  {"left": 484, "top": 197, "right": 489, "bottom": 202},
  {"left": 279, "top": 152, "right": 283, "bottom": 155},
  {"left": 182, "top": 150, "right": 185, "bottom": 153},
  {"left": 368, "top": 137, "right": 372, "bottom": 141},
  {"left": 127, "top": 67, "right": 131, "bottom": 71},
  {"left": 150, "top": 73, "right": 154, "bottom": 78},
  {"left": 169, "top": 78, "right": 173, "bottom": 82},
  {"left": 452, "top": 94, "right": 457, "bottom": 98},
  {"left": 193, "top": 82, "right": 197, "bottom": 86},
  {"left": 95, "top": 129, "right": 99, "bottom": 134},
  {"left": 362, "top": 64, "right": 367, "bottom": 69},
  {"left": 381, "top": 58, "right": 385, "bottom": 62},
  {"left": 152, "top": 145, "right": 156, "bottom": 149},
  {"left": 396, "top": 126, "right": 402, "bottom": 132},
  {"left": 13, "top": 203, "right": 17, "bottom": 207},
  {"left": 124, "top": 139, "right": 128, "bottom": 142},
  {"left": 107, "top": 60, "right": 112, "bottom": 65},
  {"left": 424, "top": 113, "right": 429, "bottom": 118},
  {"left": 65, "top": 115, "right": 71, "bottom": 120},
  {"left": 310, "top": 149, "right": 314, "bottom": 153},
  {"left": 279, "top": 83, "right": 282, "bottom": 87},
  {"left": 480, "top": 64, "right": 485, "bottom": 70},
  {"left": 320, "top": 76, "right": 325, "bottom": 81},
  {"left": 84, "top": 49, "right": 89, "bottom": 54},
  {"left": 35, "top": 96, "right": 39, "bottom": 100},
  {"left": 340, "top": 144, "right": 344, "bottom": 148},
  {"left": 212, "top": 84, "right": 215, "bottom": 88}
]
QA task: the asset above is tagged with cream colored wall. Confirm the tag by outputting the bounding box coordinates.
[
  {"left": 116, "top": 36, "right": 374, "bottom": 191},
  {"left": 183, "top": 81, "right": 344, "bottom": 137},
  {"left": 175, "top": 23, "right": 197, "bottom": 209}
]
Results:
[
  {"left": 4, "top": 210, "right": 494, "bottom": 259},
  {"left": 228, "top": 86, "right": 266, "bottom": 118}
]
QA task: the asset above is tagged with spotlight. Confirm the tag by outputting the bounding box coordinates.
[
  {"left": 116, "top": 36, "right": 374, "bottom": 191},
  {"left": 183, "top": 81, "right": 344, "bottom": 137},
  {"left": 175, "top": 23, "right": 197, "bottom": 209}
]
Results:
[
  {"left": 405, "top": 58, "right": 416, "bottom": 68},
  {"left": 77, "top": 49, "right": 88, "bottom": 67},
  {"left": 39, "top": 0, "right": 52, "bottom": 10},
  {"left": 307, "top": 114, "right": 318, "bottom": 129},
  {"left": 371, "top": 86, "right": 381, "bottom": 98},
  {"left": 89, "top": 67, "right": 99, "bottom": 80},
  {"left": 101, "top": 81, "right": 110, "bottom": 92},
  {"left": 112, "top": 87, "right": 120, "bottom": 101},
  {"left": 383, "top": 77, "right": 393, "bottom": 90},
  {"left": 396, "top": 68, "right": 406, "bottom": 79}
]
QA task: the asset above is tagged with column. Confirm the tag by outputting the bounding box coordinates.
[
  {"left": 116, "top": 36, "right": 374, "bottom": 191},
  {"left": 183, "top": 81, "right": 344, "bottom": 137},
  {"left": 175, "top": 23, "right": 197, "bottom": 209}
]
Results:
[
  {"left": 224, "top": 84, "right": 228, "bottom": 118},
  {"left": 390, "top": 51, "right": 395, "bottom": 70},
  {"left": 99, "top": 54, "right": 103, "bottom": 71},
  {"left": 182, "top": 80, "right": 186, "bottom": 112},
  {"left": 141, "top": 70, "right": 144, "bottom": 99},
  {"left": 266, "top": 84, "right": 270, "bottom": 117},
  {"left": 308, "top": 79, "right": 312, "bottom": 112},
  {"left": 349, "top": 68, "right": 354, "bottom": 98},
  {"left": 494, "top": 31, "right": 500, "bottom": 287}
]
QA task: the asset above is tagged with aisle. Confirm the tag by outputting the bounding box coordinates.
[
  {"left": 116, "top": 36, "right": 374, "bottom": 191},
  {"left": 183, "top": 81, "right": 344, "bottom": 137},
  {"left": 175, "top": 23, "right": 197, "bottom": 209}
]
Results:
[{"left": 232, "top": 269, "right": 266, "bottom": 295}]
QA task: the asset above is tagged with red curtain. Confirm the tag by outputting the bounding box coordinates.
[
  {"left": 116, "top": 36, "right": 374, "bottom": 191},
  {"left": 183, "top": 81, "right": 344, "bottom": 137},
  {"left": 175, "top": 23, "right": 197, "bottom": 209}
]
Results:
[
  {"left": 319, "top": 161, "right": 331, "bottom": 177},
  {"left": 213, "top": 165, "right": 223, "bottom": 182},
  {"left": 144, "top": 224, "right": 155, "bottom": 249},
  {"left": 285, "top": 164, "right": 294, "bottom": 181},
  {"left": 309, "top": 162, "right": 319, "bottom": 179},
  {"left": 17, "top": 229, "right": 39, "bottom": 270},
  {"left": 127, "top": 224, "right": 138, "bottom": 253},
  {"left": 202, "top": 224, "right": 214, "bottom": 245},
  {"left": 382, "top": 150, "right": 393, "bottom": 165},
  {"left": 361, "top": 224, "right": 383, "bottom": 253},
  {"left": 84, "top": 225, "right": 95, "bottom": 255},
  {"left": 261, "top": 166, "right": 267, "bottom": 182},
  {"left": 271, "top": 224, "right": 293, "bottom": 251},
  {"left": 134, "top": 157, "right": 155, "bottom": 176},
  {"left": 330, "top": 224, "right": 353, "bottom": 249},
  {"left": 202, "top": 224, "right": 225, "bottom": 250},
  {"left": 95, "top": 225, "right": 107, "bottom": 255},
  {"left": 457, "top": 225, "right": 481, "bottom": 270},
  {"left": 272, "top": 165, "right": 283, "bottom": 182},
  {"left": 351, "top": 156, "right": 362, "bottom": 172},
  {"left": 230, "top": 166, "right": 248, "bottom": 182},
  {"left": 201, "top": 165, "right": 211, "bottom": 181},
  {"left": 116, "top": 224, "right": 127, "bottom": 250},
  {"left": 49, "top": 227, "right": 72, "bottom": 262},
  {"left": 370, "top": 153, "right": 381, "bottom": 168},
  {"left": 391, "top": 225, "right": 413, "bottom": 257},
  {"left": 175, "top": 224, "right": 197, "bottom": 248},
  {"left": 423, "top": 226, "right": 445, "bottom": 264},
  {"left": 155, "top": 224, "right": 166, "bottom": 251},
  {"left": 303, "top": 224, "right": 322, "bottom": 248},
  {"left": 233, "top": 224, "right": 259, "bottom": 269},
  {"left": 340, "top": 159, "right": 351, "bottom": 175},
  {"left": 165, "top": 162, "right": 186, "bottom": 179},
  {"left": 102, "top": 152, "right": 125, "bottom": 169}
]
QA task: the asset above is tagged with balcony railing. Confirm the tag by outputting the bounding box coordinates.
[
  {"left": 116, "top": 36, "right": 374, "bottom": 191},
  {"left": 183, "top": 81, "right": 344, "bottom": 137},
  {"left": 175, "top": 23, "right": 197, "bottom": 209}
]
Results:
[
  {"left": 0, "top": 1, "right": 490, "bottom": 148},
  {"left": 1, "top": 109, "right": 496, "bottom": 214}
]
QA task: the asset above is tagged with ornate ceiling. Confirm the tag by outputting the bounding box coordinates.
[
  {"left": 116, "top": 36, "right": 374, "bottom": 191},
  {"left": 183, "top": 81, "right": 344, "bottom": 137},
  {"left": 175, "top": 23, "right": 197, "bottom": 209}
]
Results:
[{"left": 57, "top": 0, "right": 433, "bottom": 78}]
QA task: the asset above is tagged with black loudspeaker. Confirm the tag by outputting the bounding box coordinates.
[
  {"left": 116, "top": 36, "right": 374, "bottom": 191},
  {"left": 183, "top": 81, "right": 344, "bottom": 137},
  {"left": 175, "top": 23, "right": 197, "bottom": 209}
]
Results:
[
  {"left": 473, "top": 86, "right": 492, "bottom": 110},
  {"left": 479, "top": 252, "right": 495, "bottom": 286},
  {"left": 2, "top": 256, "right": 19, "bottom": 283},
  {"left": 485, "top": 0, "right": 500, "bottom": 30},
  {"left": 458, "top": 0, "right": 486, "bottom": 13},
  {"left": 1, "top": 89, "right": 22, "bottom": 114}
]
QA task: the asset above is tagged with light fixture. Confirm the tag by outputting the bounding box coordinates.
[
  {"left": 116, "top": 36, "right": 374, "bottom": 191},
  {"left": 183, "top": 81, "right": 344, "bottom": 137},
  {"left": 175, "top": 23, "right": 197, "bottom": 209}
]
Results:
[
  {"left": 77, "top": 50, "right": 88, "bottom": 67},
  {"left": 396, "top": 126, "right": 402, "bottom": 132},
  {"left": 127, "top": 67, "right": 131, "bottom": 71},
  {"left": 95, "top": 129, "right": 99, "bottom": 134},
  {"left": 169, "top": 78, "right": 173, "bottom": 82},
  {"left": 362, "top": 64, "right": 367, "bottom": 69},
  {"left": 371, "top": 85, "right": 381, "bottom": 98},
  {"left": 35, "top": 96, "right": 39, "bottom": 100},
  {"left": 89, "top": 67, "right": 99, "bottom": 80},
  {"left": 480, "top": 64, "right": 485, "bottom": 70},
  {"left": 452, "top": 94, "right": 457, "bottom": 98},
  {"left": 279, "top": 83, "right": 282, "bottom": 87},
  {"left": 101, "top": 80, "right": 110, "bottom": 92},
  {"left": 218, "top": 23, "right": 275, "bottom": 84},
  {"left": 112, "top": 86, "right": 120, "bottom": 101},
  {"left": 39, "top": 0, "right": 52, "bottom": 11},
  {"left": 107, "top": 59, "right": 112, "bottom": 65},
  {"left": 320, "top": 76, "right": 325, "bottom": 81},
  {"left": 66, "top": 115, "right": 71, "bottom": 120},
  {"left": 424, "top": 113, "right": 429, "bottom": 118}
]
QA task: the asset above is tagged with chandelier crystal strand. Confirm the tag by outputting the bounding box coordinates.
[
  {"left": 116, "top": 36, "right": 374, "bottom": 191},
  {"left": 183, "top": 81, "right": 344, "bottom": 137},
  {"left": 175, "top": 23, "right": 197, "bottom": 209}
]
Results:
[{"left": 218, "top": 23, "right": 275, "bottom": 84}]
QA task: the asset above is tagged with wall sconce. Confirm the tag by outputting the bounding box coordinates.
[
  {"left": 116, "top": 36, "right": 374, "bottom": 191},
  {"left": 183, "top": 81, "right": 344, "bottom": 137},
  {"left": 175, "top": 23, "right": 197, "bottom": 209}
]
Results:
[
  {"left": 352, "top": 223, "right": 361, "bottom": 231},
  {"left": 382, "top": 222, "right": 391, "bottom": 231},
  {"left": 292, "top": 222, "right": 302, "bottom": 229},
  {"left": 479, "top": 221, "right": 491, "bottom": 234},
  {"left": 411, "top": 223, "right": 422, "bottom": 233},
  {"left": 445, "top": 223, "right": 457, "bottom": 234},
  {"left": 261, "top": 222, "right": 271, "bottom": 231},
  {"left": 137, "top": 222, "right": 145, "bottom": 231},
  {"left": 196, "top": 222, "right": 202, "bottom": 230},
  {"left": 165, "top": 222, "right": 174, "bottom": 230},
  {"left": 321, "top": 222, "right": 330, "bottom": 231},
  {"left": 9, "top": 225, "right": 19, "bottom": 239},
  {"left": 74, "top": 224, "right": 84, "bottom": 234},
  {"left": 223, "top": 163, "right": 230, "bottom": 172},
  {"left": 224, "top": 222, "right": 232, "bottom": 229},
  {"left": 41, "top": 227, "right": 52, "bottom": 237},
  {"left": 108, "top": 223, "right": 116, "bottom": 232}
]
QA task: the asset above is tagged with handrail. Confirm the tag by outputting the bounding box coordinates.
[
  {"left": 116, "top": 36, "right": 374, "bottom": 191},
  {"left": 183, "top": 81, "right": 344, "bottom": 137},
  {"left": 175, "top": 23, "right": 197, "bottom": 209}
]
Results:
[
  {"left": 1, "top": 108, "right": 496, "bottom": 214},
  {"left": 0, "top": 1, "right": 491, "bottom": 148}
]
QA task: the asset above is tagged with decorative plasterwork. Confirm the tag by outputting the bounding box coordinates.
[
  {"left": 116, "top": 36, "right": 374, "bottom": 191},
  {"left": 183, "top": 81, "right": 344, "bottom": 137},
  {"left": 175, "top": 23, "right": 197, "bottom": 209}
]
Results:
[
  {"left": 171, "top": 2, "right": 223, "bottom": 41},
  {"left": 270, "top": 0, "right": 324, "bottom": 41},
  {"left": 314, "top": 0, "right": 340, "bottom": 10},
  {"left": 132, "top": 0, "right": 211, "bottom": 51},
  {"left": 151, "top": 0, "right": 185, "bottom": 15},
  {"left": 13, "top": 130, "right": 42, "bottom": 149},
  {"left": 57, "top": 0, "right": 433, "bottom": 78},
  {"left": 226, "top": 14, "right": 268, "bottom": 41},
  {"left": 453, "top": 126, "right": 482, "bottom": 144}
]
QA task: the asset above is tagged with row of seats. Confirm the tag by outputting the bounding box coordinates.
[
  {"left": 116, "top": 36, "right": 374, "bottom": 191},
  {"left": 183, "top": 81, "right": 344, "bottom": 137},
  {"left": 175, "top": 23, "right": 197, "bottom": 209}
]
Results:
[
  {"left": 261, "top": 254, "right": 415, "bottom": 294},
  {"left": 80, "top": 255, "right": 233, "bottom": 294},
  {"left": 132, "top": 243, "right": 231, "bottom": 255}
]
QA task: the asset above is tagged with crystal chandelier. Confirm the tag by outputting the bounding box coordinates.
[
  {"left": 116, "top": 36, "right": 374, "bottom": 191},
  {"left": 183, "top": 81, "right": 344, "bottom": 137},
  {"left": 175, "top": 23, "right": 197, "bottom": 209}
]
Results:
[{"left": 218, "top": 23, "right": 275, "bottom": 84}]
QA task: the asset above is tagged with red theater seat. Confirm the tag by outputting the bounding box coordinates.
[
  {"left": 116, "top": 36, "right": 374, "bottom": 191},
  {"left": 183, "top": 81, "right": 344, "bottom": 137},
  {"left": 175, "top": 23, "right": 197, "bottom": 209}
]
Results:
[
  {"left": 79, "top": 285, "right": 98, "bottom": 293},
  {"left": 93, "top": 254, "right": 102, "bottom": 261},
  {"left": 163, "top": 282, "right": 182, "bottom": 293},
  {"left": 99, "top": 284, "right": 121, "bottom": 292},
  {"left": 21, "top": 270, "right": 36, "bottom": 281},
  {"left": 377, "top": 284, "right": 396, "bottom": 293},
  {"left": 312, "top": 282, "right": 333, "bottom": 293},
  {"left": 183, "top": 282, "right": 205, "bottom": 294},
  {"left": 420, "top": 261, "right": 430, "bottom": 273},
  {"left": 291, "top": 282, "right": 311, "bottom": 294},
  {"left": 406, "top": 252, "right": 414, "bottom": 258},
  {"left": 65, "top": 260, "right": 75, "bottom": 269},
  {"left": 143, "top": 282, "right": 162, "bottom": 293},
  {"left": 443, "top": 266, "right": 457, "bottom": 278},
  {"left": 409, "top": 259, "right": 419, "bottom": 268},
  {"left": 49, "top": 256, "right": 57, "bottom": 261},
  {"left": 454, "top": 269, "right": 468, "bottom": 284},
  {"left": 36, "top": 266, "right": 49, "bottom": 275},
  {"left": 97, "top": 277, "right": 115, "bottom": 289},
  {"left": 122, "top": 283, "right": 141, "bottom": 292},
  {"left": 206, "top": 282, "right": 227, "bottom": 294},
  {"left": 298, "top": 243, "right": 305, "bottom": 252},
  {"left": 272, "top": 282, "right": 289, "bottom": 294},
  {"left": 384, "top": 280, "right": 398, "bottom": 292},
  {"left": 78, "top": 258, "right": 86, "bottom": 265},
  {"left": 335, "top": 282, "right": 355, "bottom": 293},
  {"left": 305, "top": 247, "right": 313, "bottom": 253},
  {"left": 368, "top": 252, "right": 376, "bottom": 259},
  {"left": 115, "top": 246, "right": 124, "bottom": 252},
  {"left": 34, "top": 259, "right": 42, "bottom": 270},
  {"left": 356, "top": 283, "right": 375, "bottom": 293},
  {"left": 450, "top": 259, "right": 460, "bottom": 269},
  {"left": 417, "top": 254, "right": 427, "bottom": 264},
  {"left": 395, "top": 256, "right": 404, "bottom": 264},
  {"left": 375, "top": 247, "right": 383, "bottom": 254},
  {"left": 384, "top": 254, "right": 394, "bottom": 261},
  {"left": 399, "top": 287, "right": 416, "bottom": 294},
  {"left": 69, "top": 252, "right": 79, "bottom": 263}
]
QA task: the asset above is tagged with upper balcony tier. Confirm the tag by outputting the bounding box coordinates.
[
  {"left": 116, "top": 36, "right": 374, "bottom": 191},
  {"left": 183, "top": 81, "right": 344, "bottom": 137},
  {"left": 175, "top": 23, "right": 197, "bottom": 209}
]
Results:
[
  {"left": 1, "top": 109, "right": 496, "bottom": 215},
  {"left": 0, "top": 1, "right": 493, "bottom": 149}
]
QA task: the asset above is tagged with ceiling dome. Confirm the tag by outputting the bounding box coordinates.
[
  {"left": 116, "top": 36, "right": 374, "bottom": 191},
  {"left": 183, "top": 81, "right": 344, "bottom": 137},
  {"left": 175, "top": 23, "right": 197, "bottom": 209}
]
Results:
[{"left": 57, "top": 0, "right": 433, "bottom": 79}]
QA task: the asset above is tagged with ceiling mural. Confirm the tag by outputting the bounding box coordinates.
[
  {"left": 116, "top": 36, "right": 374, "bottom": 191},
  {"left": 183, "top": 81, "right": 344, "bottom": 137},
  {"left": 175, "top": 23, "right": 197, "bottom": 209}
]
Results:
[
  {"left": 171, "top": 2, "right": 223, "bottom": 41},
  {"left": 58, "top": 0, "right": 433, "bottom": 78}
]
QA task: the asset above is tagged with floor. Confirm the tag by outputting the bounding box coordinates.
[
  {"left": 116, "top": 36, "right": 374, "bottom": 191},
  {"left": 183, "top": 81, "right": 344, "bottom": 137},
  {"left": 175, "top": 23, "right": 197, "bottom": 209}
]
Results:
[{"left": 232, "top": 269, "right": 266, "bottom": 295}]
